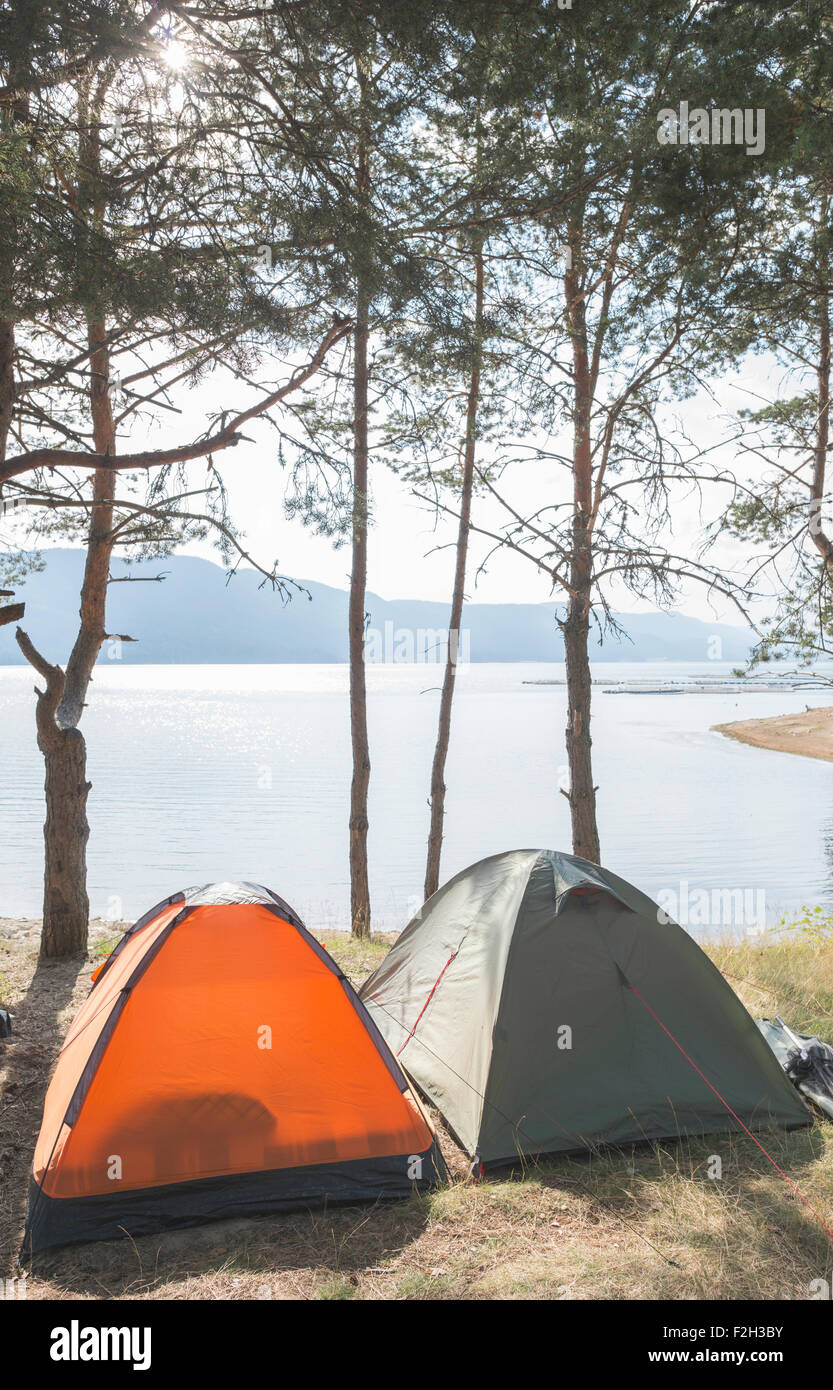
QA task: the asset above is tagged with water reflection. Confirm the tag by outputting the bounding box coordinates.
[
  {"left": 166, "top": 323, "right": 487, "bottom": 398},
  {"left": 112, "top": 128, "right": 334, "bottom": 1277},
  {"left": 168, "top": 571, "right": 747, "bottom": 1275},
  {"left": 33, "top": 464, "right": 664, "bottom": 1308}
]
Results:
[{"left": 1, "top": 661, "right": 833, "bottom": 932}]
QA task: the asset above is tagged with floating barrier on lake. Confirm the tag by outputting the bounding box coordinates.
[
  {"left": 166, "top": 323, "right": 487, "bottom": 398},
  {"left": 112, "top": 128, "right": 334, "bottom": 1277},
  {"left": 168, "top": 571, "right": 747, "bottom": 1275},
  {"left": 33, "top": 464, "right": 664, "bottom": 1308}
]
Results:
[{"left": 523, "top": 677, "right": 827, "bottom": 694}]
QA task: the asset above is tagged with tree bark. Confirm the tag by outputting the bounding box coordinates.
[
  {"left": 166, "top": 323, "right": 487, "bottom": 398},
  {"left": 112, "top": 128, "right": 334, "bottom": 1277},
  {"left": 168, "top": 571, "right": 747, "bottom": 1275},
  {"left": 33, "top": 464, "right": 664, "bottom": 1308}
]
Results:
[
  {"left": 562, "top": 220, "right": 600, "bottom": 863},
  {"left": 810, "top": 193, "right": 832, "bottom": 570},
  {"left": 25, "top": 314, "right": 116, "bottom": 957},
  {"left": 349, "top": 280, "right": 371, "bottom": 938},
  {"left": 0, "top": 318, "right": 15, "bottom": 465},
  {"left": 0, "top": 598, "right": 25, "bottom": 626},
  {"left": 40, "top": 724, "right": 91, "bottom": 958},
  {"left": 562, "top": 584, "right": 599, "bottom": 864},
  {"left": 424, "top": 247, "right": 485, "bottom": 900},
  {"left": 348, "top": 56, "right": 372, "bottom": 938},
  {"left": 0, "top": 64, "right": 24, "bottom": 469},
  {"left": 27, "top": 81, "right": 118, "bottom": 957},
  {"left": 59, "top": 316, "right": 117, "bottom": 726},
  {"left": 16, "top": 628, "right": 91, "bottom": 958}
]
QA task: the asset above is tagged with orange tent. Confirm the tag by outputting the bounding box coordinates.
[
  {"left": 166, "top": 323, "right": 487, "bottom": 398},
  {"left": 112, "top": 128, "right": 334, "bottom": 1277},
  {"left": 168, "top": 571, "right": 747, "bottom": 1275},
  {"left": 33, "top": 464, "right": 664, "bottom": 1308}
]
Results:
[{"left": 25, "top": 882, "right": 443, "bottom": 1254}]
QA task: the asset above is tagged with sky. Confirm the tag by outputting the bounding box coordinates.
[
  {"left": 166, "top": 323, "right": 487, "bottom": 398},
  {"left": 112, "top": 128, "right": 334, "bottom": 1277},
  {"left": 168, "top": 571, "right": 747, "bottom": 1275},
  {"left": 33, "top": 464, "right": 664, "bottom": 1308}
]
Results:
[
  {"left": 112, "top": 342, "right": 791, "bottom": 628},
  {"left": 5, "top": 49, "right": 807, "bottom": 630},
  {"left": 4, "top": 324, "right": 797, "bottom": 632},
  {"left": 3, "top": 37, "right": 809, "bottom": 633},
  {"left": 119, "top": 45, "right": 798, "bottom": 628}
]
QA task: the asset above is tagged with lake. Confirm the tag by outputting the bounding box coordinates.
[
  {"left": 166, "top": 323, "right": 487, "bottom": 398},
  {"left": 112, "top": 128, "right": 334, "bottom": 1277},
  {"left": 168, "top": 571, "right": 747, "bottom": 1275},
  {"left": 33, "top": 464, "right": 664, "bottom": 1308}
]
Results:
[{"left": 2, "top": 660, "right": 833, "bottom": 934}]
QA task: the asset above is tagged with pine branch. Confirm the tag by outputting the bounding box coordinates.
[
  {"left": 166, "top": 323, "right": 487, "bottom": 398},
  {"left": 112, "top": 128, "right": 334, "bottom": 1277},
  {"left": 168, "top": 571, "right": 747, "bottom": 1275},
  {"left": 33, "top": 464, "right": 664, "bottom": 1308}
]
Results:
[{"left": 0, "top": 318, "right": 352, "bottom": 486}]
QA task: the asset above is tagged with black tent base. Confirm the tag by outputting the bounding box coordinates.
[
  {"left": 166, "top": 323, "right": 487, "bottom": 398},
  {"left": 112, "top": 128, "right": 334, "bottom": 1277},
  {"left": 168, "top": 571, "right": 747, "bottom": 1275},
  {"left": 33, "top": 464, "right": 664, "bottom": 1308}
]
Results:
[
  {"left": 22, "top": 1145, "right": 444, "bottom": 1257},
  {"left": 475, "top": 1117, "right": 811, "bottom": 1175}
]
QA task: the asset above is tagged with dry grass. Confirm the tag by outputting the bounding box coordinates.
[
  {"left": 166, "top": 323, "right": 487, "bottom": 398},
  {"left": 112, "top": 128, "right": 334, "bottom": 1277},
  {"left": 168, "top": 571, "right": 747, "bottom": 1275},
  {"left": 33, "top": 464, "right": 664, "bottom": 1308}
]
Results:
[
  {"left": 709, "top": 918, "right": 833, "bottom": 1042},
  {"left": 1, "top": 918, "right": 832, "bottom": 1301}
]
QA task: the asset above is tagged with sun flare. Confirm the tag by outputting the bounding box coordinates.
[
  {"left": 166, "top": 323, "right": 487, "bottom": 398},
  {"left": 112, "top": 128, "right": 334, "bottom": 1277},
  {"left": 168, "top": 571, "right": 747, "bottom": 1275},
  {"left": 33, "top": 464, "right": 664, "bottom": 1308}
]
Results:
[{"left": 163, "top": 38, "right": 188, "bottom": 72}]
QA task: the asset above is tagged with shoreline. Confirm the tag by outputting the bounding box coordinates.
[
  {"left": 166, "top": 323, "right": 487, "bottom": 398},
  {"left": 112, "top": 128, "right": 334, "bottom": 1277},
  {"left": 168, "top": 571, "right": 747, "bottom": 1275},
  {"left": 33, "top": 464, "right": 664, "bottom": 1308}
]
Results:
[{"left": 713, "top": 705, "right": 833, "bottom": 763}]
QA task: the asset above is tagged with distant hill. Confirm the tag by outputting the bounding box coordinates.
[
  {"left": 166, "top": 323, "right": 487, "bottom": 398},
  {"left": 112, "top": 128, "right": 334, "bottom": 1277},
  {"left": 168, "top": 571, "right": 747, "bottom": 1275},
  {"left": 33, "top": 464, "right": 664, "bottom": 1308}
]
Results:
[{"left": 0, "top": 548, "right": 754, "bottom": 664}]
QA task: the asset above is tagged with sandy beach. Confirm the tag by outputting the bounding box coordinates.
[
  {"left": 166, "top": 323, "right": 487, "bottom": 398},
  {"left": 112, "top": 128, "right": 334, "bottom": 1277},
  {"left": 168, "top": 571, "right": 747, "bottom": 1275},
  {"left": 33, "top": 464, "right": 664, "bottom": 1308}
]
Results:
[{"left": 713, "top": 706, "right": 833, "bottom": 762}]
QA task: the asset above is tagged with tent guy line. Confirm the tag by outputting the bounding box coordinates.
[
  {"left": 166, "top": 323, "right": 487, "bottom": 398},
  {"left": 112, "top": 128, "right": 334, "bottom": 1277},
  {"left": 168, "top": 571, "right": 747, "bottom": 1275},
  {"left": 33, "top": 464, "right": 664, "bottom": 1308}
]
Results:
[
  {"left": 20, "top": 859, "right": 829, "bottom": 1269},
  {"left": 365, "top": 988, "right": 684, "bottom": 1271},
  {"left": 361, "top": 850, "right": 822, "bottom": 1258},
  {"left": 629, "top": 986, "right": 833, "bottom": 1243},
  {"left": 371, "top": 976, "right": 831, "bottom": 1266}
]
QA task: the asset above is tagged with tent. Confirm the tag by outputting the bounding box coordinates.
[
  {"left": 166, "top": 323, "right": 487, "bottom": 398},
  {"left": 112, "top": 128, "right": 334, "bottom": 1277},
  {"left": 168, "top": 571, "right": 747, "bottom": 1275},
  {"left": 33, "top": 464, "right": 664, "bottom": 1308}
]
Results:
[
  {"left": 359, "top": 850, "right": 810, "bottom": 1168},
  {"left": 25, "top": 882, "right": 443, "bottom": 1254}
]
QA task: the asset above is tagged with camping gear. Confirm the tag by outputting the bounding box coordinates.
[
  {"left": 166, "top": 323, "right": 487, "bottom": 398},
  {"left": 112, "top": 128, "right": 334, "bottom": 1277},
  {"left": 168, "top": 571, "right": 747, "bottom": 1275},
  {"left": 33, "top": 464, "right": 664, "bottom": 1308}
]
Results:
[
  {"left": 359, "top": 850, "right": 810, "bottom": 1168},
  {"left": 757, "top": 1017, "right": 833, "bottom": 1122},
  {"left": 24, "top": 881, "right": 443, "bottom": 1255}
]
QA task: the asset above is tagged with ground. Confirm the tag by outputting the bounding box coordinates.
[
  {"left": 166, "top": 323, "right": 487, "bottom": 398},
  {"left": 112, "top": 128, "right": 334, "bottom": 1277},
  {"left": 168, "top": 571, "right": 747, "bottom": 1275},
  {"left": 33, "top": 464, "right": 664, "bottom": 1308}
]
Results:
[
  {"left": 1, "top": 918, "right": 832, "bottom": 1300},
  {"left": 714, "top": 705, "right": 833, "bottom": 762}
]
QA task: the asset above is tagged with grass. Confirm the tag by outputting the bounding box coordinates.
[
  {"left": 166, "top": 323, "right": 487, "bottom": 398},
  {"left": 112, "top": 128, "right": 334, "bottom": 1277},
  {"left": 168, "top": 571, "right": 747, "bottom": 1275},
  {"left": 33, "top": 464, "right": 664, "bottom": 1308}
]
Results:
[
  {"left": 317, "top": 930, "right": 393, "bottom": 986},
  {"left": 1, "top": 918, "right": 832, "bottom": 1300},
  {"left": 709, "top": 915, "right": 833, "bottom": 1041},
  {"left": 89, "top": 933, "right": 125, "bottom": 959}
]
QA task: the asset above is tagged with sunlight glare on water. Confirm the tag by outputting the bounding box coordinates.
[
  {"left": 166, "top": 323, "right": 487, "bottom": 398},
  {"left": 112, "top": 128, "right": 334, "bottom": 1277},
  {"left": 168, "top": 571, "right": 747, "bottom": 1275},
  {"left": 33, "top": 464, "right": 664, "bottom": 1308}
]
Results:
[{"left": 1, "top": 660, "right": 832, "bottom": 933}]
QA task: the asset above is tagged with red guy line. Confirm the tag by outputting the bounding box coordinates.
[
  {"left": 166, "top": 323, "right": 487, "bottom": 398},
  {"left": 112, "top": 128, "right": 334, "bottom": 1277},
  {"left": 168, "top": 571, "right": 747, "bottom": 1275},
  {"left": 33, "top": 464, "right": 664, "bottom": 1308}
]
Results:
[
  {"left": 396, "top": 952, "right": 456, "bottom": 1057},
  {"left": 630, "top": 986, "right": 833, "bottom": 1242}
]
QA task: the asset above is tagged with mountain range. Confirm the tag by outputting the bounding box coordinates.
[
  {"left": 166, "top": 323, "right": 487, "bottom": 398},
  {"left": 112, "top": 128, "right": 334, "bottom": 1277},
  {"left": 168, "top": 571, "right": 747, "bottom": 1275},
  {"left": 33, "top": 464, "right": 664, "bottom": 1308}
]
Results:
[{"left": 0, "top": 548, "right": 754, "bottom": 664}]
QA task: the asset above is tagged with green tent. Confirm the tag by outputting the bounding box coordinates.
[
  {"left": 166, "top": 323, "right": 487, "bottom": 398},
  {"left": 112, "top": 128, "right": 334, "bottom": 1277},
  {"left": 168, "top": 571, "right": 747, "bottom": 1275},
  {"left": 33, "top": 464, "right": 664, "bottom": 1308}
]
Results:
[{"left": 359, "top": 850, "right": 809, "bottom": 1167}]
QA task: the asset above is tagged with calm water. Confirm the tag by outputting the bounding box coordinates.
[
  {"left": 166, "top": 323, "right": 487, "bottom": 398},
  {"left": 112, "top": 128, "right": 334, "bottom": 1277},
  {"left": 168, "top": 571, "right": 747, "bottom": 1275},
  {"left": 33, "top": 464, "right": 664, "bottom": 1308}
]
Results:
[{"left": 2, "top": 661, "right": 833, "bottom": 932}]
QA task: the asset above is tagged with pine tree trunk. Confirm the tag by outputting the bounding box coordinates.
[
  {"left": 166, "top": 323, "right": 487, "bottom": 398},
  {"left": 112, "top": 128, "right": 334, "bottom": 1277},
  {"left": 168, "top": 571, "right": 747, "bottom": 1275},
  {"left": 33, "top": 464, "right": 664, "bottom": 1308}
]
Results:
[
  {"left": 810, "top": 194, "right": 832, "bottom": 571},
  {"left": 40, "top": 727, "right": 91, "bottom": 957},
  {"left": 15, "top": 630, "right": 92, "bottom": 958},
  {"left": 424, "top": 247, "right": 484, "bottom": 900},
  {"left": 562, "top": 585, "right": 599, "bottom": 864},
  {"left": 0, "top": 70, "right": 24, "bottom": 467},
  {"left": 348, "top": 54, "right": 372, "bottom": 938},
  {"left": 58, "top": 315, "right": 117, "bottom": 726},
  {"left": 349, "top": 278, "right": 371, "bottom": 938},
  {"left": 26, "top": 79, "right": 119, "bottom": 956},
  {"left": 562, "top": 221, "right": 601, "bottom": 863},
  {"left": 0, "top": 318, "right": 15, "bottom": 464},
  {"left": 23, "top": 296, "right": 116, "bottom": 955}
]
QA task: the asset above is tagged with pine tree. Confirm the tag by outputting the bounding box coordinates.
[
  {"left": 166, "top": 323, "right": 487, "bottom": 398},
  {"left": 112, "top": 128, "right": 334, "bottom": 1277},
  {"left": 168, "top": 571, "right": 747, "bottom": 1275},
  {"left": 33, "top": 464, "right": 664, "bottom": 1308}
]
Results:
[
  {"left": 457, "top": 0, "right": 781, "bottom": 860},
  {"left": 4, "top": 10, "right": 351, "bottom": 954},
  {"left": 720, "top": 2, "right": 833, "bottom": 672}
]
